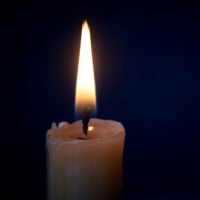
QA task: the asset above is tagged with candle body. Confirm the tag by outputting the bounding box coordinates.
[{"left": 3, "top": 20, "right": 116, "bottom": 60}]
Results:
[{"left": 47, "top": 119, "right": 125, "bottom": 200}]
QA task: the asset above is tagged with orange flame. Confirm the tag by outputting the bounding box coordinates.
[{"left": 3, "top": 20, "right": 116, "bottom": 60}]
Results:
[{"left": 75, "top": 20, "right": 96, "bottom": 114}]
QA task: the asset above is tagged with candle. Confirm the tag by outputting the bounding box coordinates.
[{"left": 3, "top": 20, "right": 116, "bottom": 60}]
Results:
[{"left": 47, "top": 21, "right": 125, "bottom": 200}]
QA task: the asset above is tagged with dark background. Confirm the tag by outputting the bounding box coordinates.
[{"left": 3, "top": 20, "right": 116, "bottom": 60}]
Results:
[{"left": 2, "top": 1, "right": 200, "bottom": 199}]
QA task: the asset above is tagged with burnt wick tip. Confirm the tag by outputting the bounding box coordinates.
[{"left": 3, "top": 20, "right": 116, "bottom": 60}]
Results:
[
  {"left": 82, "top": 124, "right": 88, "bottom": 134},
  {"left": 81, "top": 107, "right": 91, "bottom": 135}
]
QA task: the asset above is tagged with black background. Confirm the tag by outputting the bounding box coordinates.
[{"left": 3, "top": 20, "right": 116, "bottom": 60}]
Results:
[{"left": 2, "top": 1, "right": 200, "bottom": 199}]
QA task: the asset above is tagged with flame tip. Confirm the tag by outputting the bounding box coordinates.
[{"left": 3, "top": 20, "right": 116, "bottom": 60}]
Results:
[{"left": 82, "top": 20, "right": 89, "bottom": 28}]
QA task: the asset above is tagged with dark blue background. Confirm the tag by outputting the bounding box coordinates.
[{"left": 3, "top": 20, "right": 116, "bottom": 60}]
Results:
[{"left": 2, "top": 2, "right": 200, "bottom": 199}]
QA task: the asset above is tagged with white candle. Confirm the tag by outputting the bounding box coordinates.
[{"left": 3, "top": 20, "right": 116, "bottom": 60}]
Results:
[
  {"left": 47, "top": 119, "right": 125, "bottom": 200},
  {"left": 47, "top": 20, "right": 125, "bottom": 199}
]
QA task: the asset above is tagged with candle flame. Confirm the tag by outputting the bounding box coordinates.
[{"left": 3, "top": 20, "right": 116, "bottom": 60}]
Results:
[{"left": 75, "top": 20, "right": 96, "bottom": 114}]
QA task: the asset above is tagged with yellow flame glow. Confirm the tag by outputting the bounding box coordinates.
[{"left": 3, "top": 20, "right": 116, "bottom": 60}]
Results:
[{"left": 75, "top": 20, "right": 96, "bottom": 114}]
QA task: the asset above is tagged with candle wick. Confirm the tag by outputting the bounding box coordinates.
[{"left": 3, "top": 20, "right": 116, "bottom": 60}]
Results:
[{"left": 81, "top": 107, "right": 91, "bottom": 135}]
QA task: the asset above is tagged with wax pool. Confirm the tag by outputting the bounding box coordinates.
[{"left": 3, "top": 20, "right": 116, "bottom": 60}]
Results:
[{"left": 47, "top": 119, "right": 125, "bottom": 200}]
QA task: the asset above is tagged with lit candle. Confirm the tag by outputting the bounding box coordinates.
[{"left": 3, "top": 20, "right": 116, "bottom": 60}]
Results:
[{"left": 47, "top": 21, "right": 125, "bottom": 200}]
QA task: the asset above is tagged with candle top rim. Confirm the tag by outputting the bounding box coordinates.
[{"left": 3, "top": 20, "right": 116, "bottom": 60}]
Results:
[{"left": 47, "top": 118, "right": 125, "bottom": 145}]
